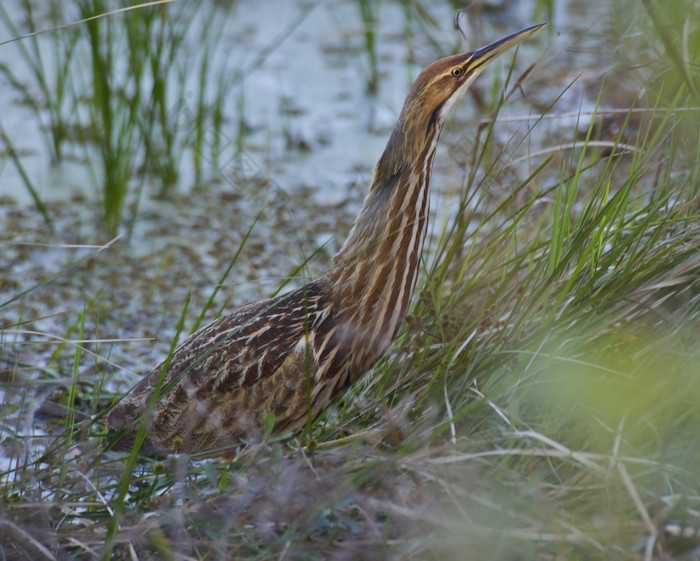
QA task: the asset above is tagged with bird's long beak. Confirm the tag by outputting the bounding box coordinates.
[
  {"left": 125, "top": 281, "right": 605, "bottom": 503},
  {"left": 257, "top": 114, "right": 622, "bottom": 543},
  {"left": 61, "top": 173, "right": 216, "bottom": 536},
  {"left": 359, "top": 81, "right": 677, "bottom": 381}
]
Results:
[{"left": 468, "top": 23, "right": 546, "bottom": 72}]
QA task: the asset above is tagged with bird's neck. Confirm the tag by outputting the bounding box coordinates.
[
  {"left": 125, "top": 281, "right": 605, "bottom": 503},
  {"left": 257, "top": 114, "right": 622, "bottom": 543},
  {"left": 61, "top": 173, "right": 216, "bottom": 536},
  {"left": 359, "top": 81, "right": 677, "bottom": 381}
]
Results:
[{"left": 322, "top": 124, "right": 441, "bottom": 369}]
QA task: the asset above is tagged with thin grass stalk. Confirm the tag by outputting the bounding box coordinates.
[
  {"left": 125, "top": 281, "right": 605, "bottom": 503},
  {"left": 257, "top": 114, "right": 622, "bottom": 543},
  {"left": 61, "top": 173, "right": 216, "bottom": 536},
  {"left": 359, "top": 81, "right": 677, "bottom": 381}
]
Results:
[
  {"left": 0, "top": 123, "right": 51, "bottom": 225},
  {"left": 101, "top": 292, "right": 191, "bottom": 560},
  {"left": 358, "top": 0, "right": 379, "bottom": 95},
  {"left": 55, "top": 308, "right": 86, "bottom": 494}
]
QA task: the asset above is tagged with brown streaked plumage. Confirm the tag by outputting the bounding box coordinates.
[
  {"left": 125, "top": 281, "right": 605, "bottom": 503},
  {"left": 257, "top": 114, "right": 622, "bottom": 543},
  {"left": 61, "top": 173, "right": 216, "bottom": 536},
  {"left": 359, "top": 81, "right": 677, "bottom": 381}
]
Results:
[{"left": 106, "top": 24, "right": 545, "bottom": 456}]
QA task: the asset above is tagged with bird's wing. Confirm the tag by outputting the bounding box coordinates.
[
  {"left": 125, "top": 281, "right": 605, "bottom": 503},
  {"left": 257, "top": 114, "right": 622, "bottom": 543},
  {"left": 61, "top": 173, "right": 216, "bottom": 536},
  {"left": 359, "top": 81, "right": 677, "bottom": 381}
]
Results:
[{"left": 106, "top": 281, "right": 340, "bottom": 453}]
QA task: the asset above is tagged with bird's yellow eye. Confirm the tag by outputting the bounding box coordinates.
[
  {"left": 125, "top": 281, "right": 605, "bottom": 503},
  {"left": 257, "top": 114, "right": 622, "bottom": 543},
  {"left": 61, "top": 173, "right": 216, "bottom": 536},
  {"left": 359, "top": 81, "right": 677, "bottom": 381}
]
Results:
[{"left": 451, "top": 67, "right": 462, "bottom": 77}]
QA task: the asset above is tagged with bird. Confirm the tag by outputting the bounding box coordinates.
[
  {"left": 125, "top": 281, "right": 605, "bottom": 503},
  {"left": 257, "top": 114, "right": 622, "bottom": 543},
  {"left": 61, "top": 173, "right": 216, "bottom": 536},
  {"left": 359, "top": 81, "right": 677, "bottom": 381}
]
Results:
[{"left": 105, "top": 24, "right": 545, "bottom": 457}]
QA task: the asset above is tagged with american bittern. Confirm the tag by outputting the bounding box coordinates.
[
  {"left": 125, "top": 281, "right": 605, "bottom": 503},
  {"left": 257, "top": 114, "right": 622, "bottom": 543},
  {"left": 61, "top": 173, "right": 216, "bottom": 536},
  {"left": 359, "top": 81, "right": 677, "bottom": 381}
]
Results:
[{"left": 106, "top": 24, "right": 544, "bottom": 456}]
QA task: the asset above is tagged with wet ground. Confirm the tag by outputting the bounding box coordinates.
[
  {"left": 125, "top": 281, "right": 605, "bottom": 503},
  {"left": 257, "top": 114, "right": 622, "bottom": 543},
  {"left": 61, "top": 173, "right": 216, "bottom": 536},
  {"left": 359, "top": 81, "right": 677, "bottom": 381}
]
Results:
[{"left": 0, "top": 181, "right": 357, "bottom": 383}]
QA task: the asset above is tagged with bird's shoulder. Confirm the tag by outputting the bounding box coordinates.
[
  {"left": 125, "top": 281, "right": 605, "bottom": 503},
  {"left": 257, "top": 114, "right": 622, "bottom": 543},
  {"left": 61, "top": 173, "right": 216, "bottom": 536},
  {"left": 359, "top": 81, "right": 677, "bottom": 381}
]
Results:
[{"left": 114, "top": 279, "right": 337, "bottom": 415}]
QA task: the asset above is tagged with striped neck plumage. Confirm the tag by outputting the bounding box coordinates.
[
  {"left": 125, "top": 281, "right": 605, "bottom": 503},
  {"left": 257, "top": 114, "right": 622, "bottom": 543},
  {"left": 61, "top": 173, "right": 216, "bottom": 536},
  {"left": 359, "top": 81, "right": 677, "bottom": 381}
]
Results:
[
  {"left": 322, "top": 120, "right": 442, "bottom": 368},
  {"left": 326, "top": 53, "right": 481, "bottom": 302},
  {"left": 321, "top": 23, "right": 546, "bottom": 350},
  {"left": 330, "top": 124, "right": 441, "bottom": 275},
  {"left": 319, "top": 46, "right": 493, "bottom": 371}
]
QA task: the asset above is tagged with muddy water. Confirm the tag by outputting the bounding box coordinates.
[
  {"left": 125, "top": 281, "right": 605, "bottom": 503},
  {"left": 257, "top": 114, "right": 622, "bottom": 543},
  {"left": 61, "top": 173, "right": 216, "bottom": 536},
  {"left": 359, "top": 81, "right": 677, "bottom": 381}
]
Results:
[{"left": 0, "top": 1, "right": 623, "bottom": 468}]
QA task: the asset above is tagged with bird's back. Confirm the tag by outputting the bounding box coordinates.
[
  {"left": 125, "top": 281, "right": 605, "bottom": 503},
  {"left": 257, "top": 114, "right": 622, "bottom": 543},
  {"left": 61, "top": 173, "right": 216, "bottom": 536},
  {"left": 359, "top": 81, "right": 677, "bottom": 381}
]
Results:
[{"left": 106, "top": 279, "right": 351, "bottom": 454}]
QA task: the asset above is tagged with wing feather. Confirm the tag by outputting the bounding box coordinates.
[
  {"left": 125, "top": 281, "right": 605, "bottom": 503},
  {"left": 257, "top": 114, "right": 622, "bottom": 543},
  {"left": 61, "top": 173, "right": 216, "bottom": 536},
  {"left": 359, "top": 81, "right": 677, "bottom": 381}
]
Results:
[{"left": 106, "top": 281, "right": 343, "bottom": 454}]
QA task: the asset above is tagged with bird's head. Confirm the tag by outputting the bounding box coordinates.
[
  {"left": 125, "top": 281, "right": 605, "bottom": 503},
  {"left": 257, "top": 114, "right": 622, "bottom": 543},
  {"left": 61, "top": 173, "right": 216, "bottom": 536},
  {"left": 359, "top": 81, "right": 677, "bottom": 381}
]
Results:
[{"left": 373, "top": 23, "right": 545, "bottom": 188}]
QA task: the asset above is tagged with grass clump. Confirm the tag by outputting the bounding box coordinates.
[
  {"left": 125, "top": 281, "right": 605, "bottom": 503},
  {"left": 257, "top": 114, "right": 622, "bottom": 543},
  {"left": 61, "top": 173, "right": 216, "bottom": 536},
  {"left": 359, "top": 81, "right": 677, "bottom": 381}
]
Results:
[
  {"left": 0, "top": 1, "right": 235, "bottom": 235},
  {"left": 363, "top": 70, "right": 700, "bottom": 559}
]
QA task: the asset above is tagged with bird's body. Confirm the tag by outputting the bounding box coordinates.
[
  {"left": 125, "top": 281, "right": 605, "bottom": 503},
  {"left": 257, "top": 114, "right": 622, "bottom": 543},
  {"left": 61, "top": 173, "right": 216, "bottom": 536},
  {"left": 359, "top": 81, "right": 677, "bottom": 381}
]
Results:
[{"left": 106, "top": 24, "right": 544, "bottom": 456}]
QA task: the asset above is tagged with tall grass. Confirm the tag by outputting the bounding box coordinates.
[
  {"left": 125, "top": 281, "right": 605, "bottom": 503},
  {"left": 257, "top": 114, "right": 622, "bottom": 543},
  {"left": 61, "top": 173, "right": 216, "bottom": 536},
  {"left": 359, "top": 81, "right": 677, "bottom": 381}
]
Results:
[
  {"left": 80, "top": 0, "right": 142, "bottom": 235},
  {"left": 358, "top": 0, "right": 380, "bottom": 95},
  {"left": 0, "top": 1, "right": 234, "bottom": 235},
  {"left": 0, "top": 1, "right": 79, "bottom": 165},
  {"left": 78, "top": 0, "right": 238, "bottom": 234}
]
